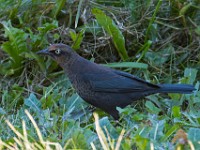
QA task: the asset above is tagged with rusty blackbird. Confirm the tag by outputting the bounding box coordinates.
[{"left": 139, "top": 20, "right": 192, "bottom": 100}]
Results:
[{"left": 37, "top": 44, "right": 195, "bottom": 119}]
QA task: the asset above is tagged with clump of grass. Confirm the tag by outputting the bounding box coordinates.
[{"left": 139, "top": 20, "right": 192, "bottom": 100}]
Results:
[
  {"left": 91, "top": 113, "right": 125, "bottom": 150},
  {"left": 0, "top": 110, "right": 125, "bottom": 150},
  {"left": 0, "top": 110, "right": 63, "bottom": 149}
]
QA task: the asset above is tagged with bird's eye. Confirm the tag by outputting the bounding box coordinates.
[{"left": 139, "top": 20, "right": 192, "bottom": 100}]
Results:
[{"left": 55, "top": 49, "right": 61, "bottom": 55}]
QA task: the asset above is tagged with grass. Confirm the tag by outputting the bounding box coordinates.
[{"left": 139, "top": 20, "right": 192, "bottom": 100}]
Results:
[
  {"left": 0, "top": 0, "right": 200, "bottom": 149},
  {"left": 1, "top": 110, "right": 125, "bottom": 150}
]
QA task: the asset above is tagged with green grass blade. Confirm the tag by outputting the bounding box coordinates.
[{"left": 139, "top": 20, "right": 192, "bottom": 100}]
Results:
[
  {"left": 52, "top": 0, "right": 66, "bottom": 18},
  {"left": 145, "top": 0, "right": 162, "bottom": 42},
  {"left": 104, "top": 62, "right": 148, "bottom": 69}
]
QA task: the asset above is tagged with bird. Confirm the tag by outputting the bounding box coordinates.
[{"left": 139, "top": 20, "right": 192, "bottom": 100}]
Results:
[{"left": 37, "top": 44, "right": 195, "bottom": 119}]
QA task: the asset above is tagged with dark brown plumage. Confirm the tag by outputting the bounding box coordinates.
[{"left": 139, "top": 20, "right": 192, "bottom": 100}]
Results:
[{"left": 37, "top": 44, "right": 195, "bottom": 119}]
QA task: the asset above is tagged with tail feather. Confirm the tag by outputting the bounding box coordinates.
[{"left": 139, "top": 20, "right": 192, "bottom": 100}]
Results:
[{"left": 158, "top": 84, "right": 195, "bottom": 94}]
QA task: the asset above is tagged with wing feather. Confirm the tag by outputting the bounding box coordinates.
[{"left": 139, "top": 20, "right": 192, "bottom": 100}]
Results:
[{"left": 81, "top": 70, "right": 159, "bottom": 93}]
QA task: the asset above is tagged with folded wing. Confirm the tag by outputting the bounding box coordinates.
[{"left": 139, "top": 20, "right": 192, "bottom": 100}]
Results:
[{"left": 82, "top": 69, "right": 160, "bottom": 93}]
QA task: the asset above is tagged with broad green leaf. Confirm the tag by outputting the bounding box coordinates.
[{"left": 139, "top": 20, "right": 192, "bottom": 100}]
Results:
[
  {"left": 172, "top": 106, "right": 181, "bottom": 118},
  {"left": 144, "top": 46, "right": 174, "bottom": 66},
  {"left": 132, "top": 113, "right": 145, "bottom": 121},
  {"left": 38, "top": 20, "right": 58, "bottom": 34},
  {"left": 168, "top": 93, "right": 181, "bottom": 101},
  {"left": 188, "top": 128, "right": 200, "bottom": 142},
  {"left": 40, "top": 87, "right": 62, "bottom": 108},
  {"left": 70, "top": 29, "right": 85, "bottom": 50},
  {"left": 179, "top": 3, "right": 192, "bottom": 16},
  {"left": 117, "top": 106, "right": 137, "bottom": 116},
  {"left": 24, "top": 93, "right": 41, "bottom": 113},
  {"left": 182, "top": 68, "right": 197, "bottom": 84},
  {"left": 0, "top": 107, "right": 6, "bottom": 115},
  {"left": 145, "top": 101, "right": 161, "bottom": 114},
  {"left": 69, "top": 29, "right": 77, "bottom": 41},
  {"left": 134, "top": 135, "right": 149, "bottom": 150},
  {"left": 92, "top": 8, "right": 128, "bottom": 60},
  {"left": 1, "top": 20, "right": 28, "bottom": 75},
  {"left": 160, "top": 124, "right": 179, "bottom": 142}
]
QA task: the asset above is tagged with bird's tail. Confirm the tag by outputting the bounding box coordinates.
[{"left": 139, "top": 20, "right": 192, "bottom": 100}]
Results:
[{"left": 158, "top": 84, "right": 195, "bottom": 94}]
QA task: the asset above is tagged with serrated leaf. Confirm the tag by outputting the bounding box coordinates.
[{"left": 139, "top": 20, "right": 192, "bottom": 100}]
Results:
[
  {"left": 188, "top": 128, "right": 200, "bottom": 142},
  {"left": 24, "top": 93, "right": 41, "bottom": 113},
  {"left": 1, "top": 20, "right": 28, "bottom": 75},
  {"left": 38, "top": 20, "right": 58, "bottom": 34}
]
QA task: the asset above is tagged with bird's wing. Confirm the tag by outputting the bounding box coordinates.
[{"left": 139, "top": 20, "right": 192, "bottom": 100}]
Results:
[{"left": 82, "top": 70, "right": 159, "bottom": 93}]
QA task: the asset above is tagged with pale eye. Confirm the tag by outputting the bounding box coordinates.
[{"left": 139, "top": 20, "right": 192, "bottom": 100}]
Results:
[{"left": 55, "top": 49, "right": 61, "bottom": 55}]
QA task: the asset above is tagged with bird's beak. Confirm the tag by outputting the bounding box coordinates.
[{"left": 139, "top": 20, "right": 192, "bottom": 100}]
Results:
[{"left": 36, "top": 49, "right": 49, "bottom": 55}]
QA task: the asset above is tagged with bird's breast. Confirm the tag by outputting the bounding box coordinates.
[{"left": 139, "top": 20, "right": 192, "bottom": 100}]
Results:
[{"left": 68, "top": 73, "right": 95, "bottom": 102}]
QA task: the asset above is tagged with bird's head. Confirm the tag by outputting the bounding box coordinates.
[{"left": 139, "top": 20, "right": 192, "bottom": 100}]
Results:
[{"left": 37, "top": 44, "right": 77, "bottom": 67}]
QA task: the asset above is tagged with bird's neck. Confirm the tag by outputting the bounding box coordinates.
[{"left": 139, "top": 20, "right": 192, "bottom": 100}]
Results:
[{"left": 61, "top": 54, "right": 90, "bottom": 76}]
